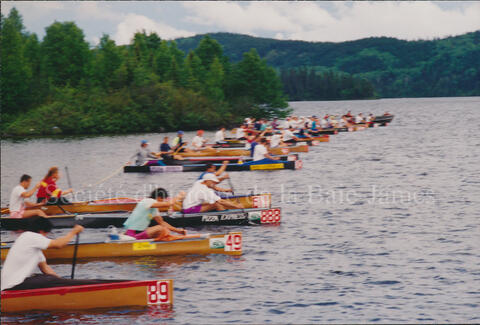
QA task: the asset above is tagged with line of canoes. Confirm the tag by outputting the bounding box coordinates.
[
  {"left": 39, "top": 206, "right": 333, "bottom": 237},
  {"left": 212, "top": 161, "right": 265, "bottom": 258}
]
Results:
[{"left": 1, "top": 114, "right": 393, "bottom": 313}]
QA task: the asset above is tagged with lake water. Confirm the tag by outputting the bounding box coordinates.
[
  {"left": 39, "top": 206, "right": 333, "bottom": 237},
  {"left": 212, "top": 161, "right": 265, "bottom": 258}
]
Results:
[{"left": 1, "top": 97, "right": 479, "bottom": 323}]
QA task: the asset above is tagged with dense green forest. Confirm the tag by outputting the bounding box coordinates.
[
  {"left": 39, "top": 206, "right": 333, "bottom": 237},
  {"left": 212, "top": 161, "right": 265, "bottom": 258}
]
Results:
[
  {"left": 280, "top": 69, "right": 376, "bottom": 101},
  {"left": 1, "top": 8, "right": 290, "bottom": 136},
  {"left": 176, "top": 32, "right": 480, "bottom": 98}
]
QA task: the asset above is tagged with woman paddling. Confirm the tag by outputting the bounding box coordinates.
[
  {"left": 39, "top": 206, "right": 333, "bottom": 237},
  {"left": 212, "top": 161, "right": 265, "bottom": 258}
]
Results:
[{"left": 36, "top": 167, "right": 73, "bottom": 205}]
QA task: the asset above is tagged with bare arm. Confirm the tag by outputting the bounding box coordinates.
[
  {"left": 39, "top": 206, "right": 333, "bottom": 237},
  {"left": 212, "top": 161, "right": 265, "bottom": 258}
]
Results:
[
  {"left": 154, "top": 216, "right": 186, "bottom": 235},
  {"left": 38, "top": 261, "right": 58, "bottom": 276},
  {"left": 48, "top": 225, "right": 84, "bottom": 249},
  {"left": 215, "top": 161, "right": 229, "bottom": 176},
  {"left": 212, "top": 185, "right": 233, "bottom": 193},
  {"left": 21, "top": 183, "right": 41, "bottom": 198}
]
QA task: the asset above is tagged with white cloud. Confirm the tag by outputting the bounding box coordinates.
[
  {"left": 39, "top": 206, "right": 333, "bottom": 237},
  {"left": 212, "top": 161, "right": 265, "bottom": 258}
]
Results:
[
  {"left": 183, "top": 1, "right": 480, "bottom": 42},
  {"left": 74, "top": 2, "right": 124, "bottom": 22},
  {"left": 113, "top": 13, "right": 195, "bottom": 45}
]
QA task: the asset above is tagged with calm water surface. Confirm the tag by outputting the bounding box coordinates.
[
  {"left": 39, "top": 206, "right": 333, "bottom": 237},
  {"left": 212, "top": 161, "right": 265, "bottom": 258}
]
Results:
[{"left": 1, "top": 97, "right": 479, "bottom": 324}]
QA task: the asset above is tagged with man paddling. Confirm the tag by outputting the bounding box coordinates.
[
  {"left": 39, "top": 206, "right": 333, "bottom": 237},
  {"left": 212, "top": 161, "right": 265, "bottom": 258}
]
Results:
[
  {"left": 1, "top": 218, "right": 90, "bottom": 291},
  {"left": 191, "top": 130, "right": 207, "bottom": 151},
  {"left": 9, "top": 174, "right": 48, "bottom": 218},
  {"left": 252, "top": 138, "right": 280, "bottom": 162},
  {"left": 123, "top": 188, "right": 187, "bottom": 240},
  {"left": 131, "top": 140, "right": 159, "bottom": 166},
  {"left": 171, "top": 131, "right": 186, "bottom": 152},
  {"left": 215, "top": 127, "right": 226, "bottom": 144},
  {"left": 182, "top": 174, "right": 243, "bottom": 213}
]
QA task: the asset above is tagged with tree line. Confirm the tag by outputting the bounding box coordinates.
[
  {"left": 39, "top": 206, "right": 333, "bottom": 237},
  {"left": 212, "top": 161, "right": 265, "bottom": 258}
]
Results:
[
  {"left": 1, "top": 8, "right": 290, "bottom": 136},
  {"left": 280, "top": 68, "right": 376, "bottom": 101},
  {"left": 177, "top": 32, "right": 480, "bottom": 98}
]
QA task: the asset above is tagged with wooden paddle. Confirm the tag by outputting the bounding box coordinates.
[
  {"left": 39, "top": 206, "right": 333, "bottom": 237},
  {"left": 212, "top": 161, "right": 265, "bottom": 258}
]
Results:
[
  {"left": 173, "top": 142, "right": 187, "bottom": 156},
  {"left": 71, "top": 233, "right": 79, "bottom": 279}
]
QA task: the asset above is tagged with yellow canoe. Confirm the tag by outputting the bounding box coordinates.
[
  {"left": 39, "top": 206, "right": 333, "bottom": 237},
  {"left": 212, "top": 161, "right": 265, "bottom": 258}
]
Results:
[
  {"left": 177, "top": 145, "right": 308, "bottom": 157},
  {"left": 1, "top": 194, "right": 271, "bottom": 216},
  {"left": 1, "top": 232, "right": 243, "bottom": 261}
]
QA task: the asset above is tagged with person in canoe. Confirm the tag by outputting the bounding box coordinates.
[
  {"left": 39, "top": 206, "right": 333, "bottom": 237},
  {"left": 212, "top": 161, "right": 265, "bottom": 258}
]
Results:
[
  {"left": 235, "top": 124, "right": 247, "bottom": 140},
  {"left": 129, "top": 140, "right": 159, "bottom": 166},
  {"left": 9, "top": 174, "right": 48, "bottom": 218},
  {"left": 198, "top": 161, "right": 230, "bottom": 182},
  {"left": 191, "top": 130, "right": 208, "bottom": 151},
  {"left": 269, "top": 130, "right": 284, "bottom": 148},
  {"left": 157, "top": 136, "right": 183, "bottom": 165},
  {"left": 123, "top": 188, "right": 187, "bottom": 240},
  {"left": 0, "top": 218, "right": 93, "bottom": 291},
  {"left": 182, "top": 174, "right": 243, "bottom": 213},
  {"left": 283, "top": 126, "right": 302, "bottom": 144},
  {"left": 36, "top": 167, "right": 73, "bottom": 205},
  {"left": 215, "top": 127, "right": 227, "bottom": 144},
  {"left": 172, "top": 130, "right": 187, "bottom": 152},
  {"left": 252, "top": 138, "right": 280, "bottom": 162}
]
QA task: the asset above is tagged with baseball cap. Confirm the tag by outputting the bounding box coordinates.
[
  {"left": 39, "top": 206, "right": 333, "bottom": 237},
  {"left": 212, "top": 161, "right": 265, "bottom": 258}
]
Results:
[
  {"left": 141, "top": 140, "right": 149, "bottom": 145},
  {"left": 202, "top": 173, "right": 220, "bottom": 183},
  {"left": 177, "top": 130, "right": 184, "bottom": 135}
]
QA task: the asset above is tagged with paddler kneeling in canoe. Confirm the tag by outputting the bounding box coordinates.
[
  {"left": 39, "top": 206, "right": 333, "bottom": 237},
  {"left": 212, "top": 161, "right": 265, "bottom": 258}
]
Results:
[
  {"left": 1, "top": 218, "right": 109, "bottom": 291},
  {"left": 123, "top": 188, "right": 188, "bottom": 241},
  {"left": 182, "top": 174, "right": 243, "bottom": 213}
]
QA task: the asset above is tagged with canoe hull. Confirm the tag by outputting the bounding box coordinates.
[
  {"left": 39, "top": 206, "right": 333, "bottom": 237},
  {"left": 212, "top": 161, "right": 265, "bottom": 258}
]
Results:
[
  {"left": 1, "top": 280, "right": 173, "bottom": 313},
  {"left": 124, "top": 160, "right": 300, "bottom": 173},
  {"left": 1, "top": 194, "right": 271, "bottom": 217},
  {"left": 164, "top": 207, "right": 281, "bottom": 227},
  {"left": 1, "top": 206, "right": 277, "bottom": 230},
  {"left": 177, "top": 145, "right": 309, "bottom": 157},
  {"left": 1, "top": 233, "right": 242, "bottom": 261}
]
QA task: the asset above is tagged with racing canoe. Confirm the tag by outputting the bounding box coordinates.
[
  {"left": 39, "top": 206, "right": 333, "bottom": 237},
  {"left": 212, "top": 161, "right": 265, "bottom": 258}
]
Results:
[
  {"left": 124, "top": 160, "right": 301, "bottom": 173},
  {"left": 1, "top": 206, "right": 278, "bottom": 230},
  {"left": 1, "top": 279, "right": 173, "bottom": 313},
  {"left": 1, "top": 193, "right": 271, "bottom": 216},
  {"left": 176, "top": 145, "right": 309, "bottom": 157},
  {"left": 1, "top": 232, "right": 243, "bottom": 261}
]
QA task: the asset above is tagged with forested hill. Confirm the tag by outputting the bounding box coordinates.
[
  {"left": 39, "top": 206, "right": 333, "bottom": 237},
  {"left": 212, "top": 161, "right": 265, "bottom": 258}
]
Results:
[{"left": 176, "top": 32, "right": 480, "bottom": 98}]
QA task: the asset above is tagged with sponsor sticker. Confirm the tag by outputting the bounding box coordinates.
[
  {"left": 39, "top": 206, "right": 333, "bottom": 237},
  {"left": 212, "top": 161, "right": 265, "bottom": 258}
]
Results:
[
  {"left": 132, "top": 242, "right": 157, "bottom": 251},
  {"left": 209, "top": 237, "right": 226, "bottom": 249},
  {"left": 150, "top": 166, "right": 183, "bottom": 173},
  {"left": 250, "top": 163, "right": 284, "bottom": 170},
  {"left": 202, "top": 215, "right": 219, "bottom": 222}
]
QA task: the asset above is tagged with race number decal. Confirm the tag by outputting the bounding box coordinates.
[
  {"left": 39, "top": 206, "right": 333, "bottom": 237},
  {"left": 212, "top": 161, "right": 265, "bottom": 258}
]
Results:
[
  {"left": 281, "top": 148, "right": 289, "bottom": 155},
  {"left": 312, "top": 140, "right": 320, "bottom": 146},
  {"left": 295, "top": 160, "right": 303, "bottom": 170},
  {"left": 224, "top": 233, "right": 242, "bottom": 252},
  {"left": 260, "top": 209, "right": 281, "bottom": 224},
  {"left": 253, "top": 195, "right": 271, "bottom": 208},
  {"left": 147, "top": 280, "right": 171, "bottom": 305}
]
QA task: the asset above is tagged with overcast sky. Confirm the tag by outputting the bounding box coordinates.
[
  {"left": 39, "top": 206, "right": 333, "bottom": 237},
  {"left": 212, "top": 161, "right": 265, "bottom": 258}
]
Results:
[{"left": 2, "top": 1, "right": 480, "bottom": 45}]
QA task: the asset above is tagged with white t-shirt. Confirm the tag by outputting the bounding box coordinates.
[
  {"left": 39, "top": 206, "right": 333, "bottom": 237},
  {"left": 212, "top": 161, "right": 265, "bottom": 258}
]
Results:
[
  {"left": 270, "top": 134, "right": 282, "bottom": 148},
  {"left": 355, "top": 115, "right": 363, "bottom": 123},
  {"left": 183, "top": 181, "right": 221, "bottom": 210},
  {"left": 191, "top": 136, "right": 204, "bottom": 149},
  {"left": 1, "top": 231, "right": 51, "bottom": 291},
  {"left": 320, "top": 119, "right": 328, "bottom": 128},
  {"left": 253, "top": 144, "right": 268, "bottom": 161},
  {"left": 236, "top": 128, "right": 245, "bottom": 139},
  {"left": 215, "top": 130, "right": 224, "bottom": 142},
  {"left": 9, "top": 185, "right": 26, "bottom": 212},
  {"left": 283, "top": 129, "right": 295, "bottom": 141}
]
